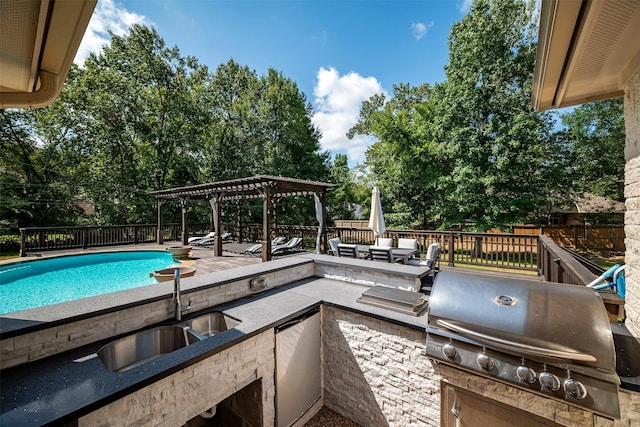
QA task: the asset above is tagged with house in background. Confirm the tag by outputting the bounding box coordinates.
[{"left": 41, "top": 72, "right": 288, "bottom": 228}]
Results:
[{"left": 547, "top": 192, "right": 625, "bottom": 225}]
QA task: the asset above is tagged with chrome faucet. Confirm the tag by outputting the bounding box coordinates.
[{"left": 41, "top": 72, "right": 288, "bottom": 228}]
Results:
[{"left": 173, "top": 269, "right": 191, "bottom": 321}]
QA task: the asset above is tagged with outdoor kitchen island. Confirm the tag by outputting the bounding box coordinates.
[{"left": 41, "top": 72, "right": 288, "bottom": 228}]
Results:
[{"left": 0, "top": 254, "right": 638, "bottom": 426}]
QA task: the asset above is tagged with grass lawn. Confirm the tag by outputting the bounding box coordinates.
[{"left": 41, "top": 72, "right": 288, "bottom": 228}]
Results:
[
  {"left": 0, "top": 252, "right": 19, "bottom": 261},
  {"left": 573, "top": 248, "right": 624, "bottom": 270}
]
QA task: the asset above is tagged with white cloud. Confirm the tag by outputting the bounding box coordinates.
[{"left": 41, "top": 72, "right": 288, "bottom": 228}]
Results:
[
  {"left": 411, "top": 21, "right": 433, "bottom": 40},
  {"left": 458, "top": 0, "right": 474, "bottom": 13},
  {"left": 75, "top": 0, "right": 147, "bottom": 65},
  {"left": 311, "top": 67, "right": 386, "bottom": 164}
]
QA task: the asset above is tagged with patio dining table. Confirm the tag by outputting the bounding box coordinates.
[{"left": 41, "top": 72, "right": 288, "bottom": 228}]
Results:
[{"left": 355, "top": 245, "right": 419, "bottom": 265}]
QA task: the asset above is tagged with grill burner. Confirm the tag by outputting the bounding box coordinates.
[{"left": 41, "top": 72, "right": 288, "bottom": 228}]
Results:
[{"left": 426, "top": 271, "right": 620, "bottom": 419}]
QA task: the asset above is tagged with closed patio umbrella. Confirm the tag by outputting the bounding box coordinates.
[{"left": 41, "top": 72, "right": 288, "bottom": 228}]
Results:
[
  {"left": 314, "top": 193, "right": 323, "bottom": 254},
  {"left": 368, "top": 186, "right": 386, "bottom": 245}
]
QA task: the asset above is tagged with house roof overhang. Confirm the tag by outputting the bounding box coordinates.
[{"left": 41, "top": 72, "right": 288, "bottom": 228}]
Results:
[
  {"left": 532, "top": 0, "right": 640, "bottom": 111},
  {"left": 0, "top": 0, "right": 97, "bottom": 108},
  {"left": 151, "top": 175, "right": 334, "bottom": 201}
]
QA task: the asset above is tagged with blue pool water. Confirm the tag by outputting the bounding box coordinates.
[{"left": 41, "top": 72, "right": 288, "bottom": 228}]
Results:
[{"left": 0, "top": 251, "right": 178, "bottom": 314}]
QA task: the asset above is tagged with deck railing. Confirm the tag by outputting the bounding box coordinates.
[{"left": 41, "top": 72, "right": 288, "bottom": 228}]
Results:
[
  {"left": 538, "top": 235, "right": 599, "bottom": 285},
  {"left": 18, "top": 223, "right": 539, "bottom": 272},
  {"left": 333, "top": 228, "right": 539, "bottom": 271}
]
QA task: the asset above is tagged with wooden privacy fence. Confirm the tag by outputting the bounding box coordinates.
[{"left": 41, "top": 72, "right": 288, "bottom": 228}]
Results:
[{"left": 513, "top": 225, "right": 625, "bottom": 251}]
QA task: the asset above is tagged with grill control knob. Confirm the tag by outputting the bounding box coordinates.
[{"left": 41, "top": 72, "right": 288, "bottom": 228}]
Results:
[
  {"left": 516, "top": 366, "right": 537, "bottom": 384},
  {"left": 564, "top": 379, "right": 588, "bottom": 400},
  {"left": 539, "top": 372, "right": 561, "bottom": 392},
  {"left": 477, "top": 353, "right": 494, "bottom": 371},
  {"left": 442, "top": 343, "right": 458, "bottom": 360}
]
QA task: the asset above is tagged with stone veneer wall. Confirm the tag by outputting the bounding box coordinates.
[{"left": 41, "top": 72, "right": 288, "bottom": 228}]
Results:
[
  {"left": 314, "top": 262, "right": 422, "bottom": 292},
  {"left": 439, "top": 365, "right": 640, "bottom": 426},
  {"left": 0, "top": 263, "right": 313, "bottom": 370},
  {"left": 322, "top": 306, "right": 440, "bottom": 426},
  {"left": 78, "top": 329, "right": 275, "bottom": 426},
  {"left": 624, "top": 70, "right": 640, "bottom": 338},
  {"left": 322, "top": 306, "right": 640, "bottom": 427}
]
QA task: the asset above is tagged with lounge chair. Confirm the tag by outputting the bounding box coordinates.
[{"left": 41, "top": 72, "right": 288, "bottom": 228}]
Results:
[
  {"left": 245, "top": 237, "right": 287, "bottom": 255},
  {"left": 271, "top": 237, "right": 303, "bottom": 255},
  {"left": 328, "top": 237, "right": 341, "bottom": 256},
  {"left": 368, "top": 246, "right": 401, "bottom": 263},
  {"left": 194, "top": 232, "right": 232, "bottom": 247},
  {"left": 337, "top": 243, "right": 358, "bottom": 258},
  {"left": 188, "top": 231, "right": 215, "bottom": 244}
]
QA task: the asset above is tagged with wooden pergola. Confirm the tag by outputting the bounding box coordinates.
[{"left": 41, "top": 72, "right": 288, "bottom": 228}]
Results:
[{"left": 151, "top": 175, "right": 333, "bottom": 261}]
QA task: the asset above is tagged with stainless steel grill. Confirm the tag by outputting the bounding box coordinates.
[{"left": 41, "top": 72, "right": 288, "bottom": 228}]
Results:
[{"left": 425, "top": 270, "right": 620, "bottom": 419}]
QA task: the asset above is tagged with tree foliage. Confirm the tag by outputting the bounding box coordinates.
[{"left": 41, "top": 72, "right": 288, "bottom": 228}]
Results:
[
  {"left": 350, "top": 0, "right": 574, "bottom": 230},
  {"left": 561, "top": 98, "right": 625, "bottom": 201},
  {"left": 1, "top": 25, "right": 330, "bottom": 228}
]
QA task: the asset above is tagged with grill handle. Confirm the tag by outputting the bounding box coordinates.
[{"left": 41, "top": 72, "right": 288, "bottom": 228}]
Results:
[{"left": 436, "top": 320, "right": 597, "bottom": 363}]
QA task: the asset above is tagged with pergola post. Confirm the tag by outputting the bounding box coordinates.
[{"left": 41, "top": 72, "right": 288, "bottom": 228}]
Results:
[
  {"left": 209, "top": 194, "right": 223, "bottom": 257},
  {"left": 261, "top": 186, "right": 272, "bottom": 262},
  {"left": 156, "top": 199, "right": 164, "bottom": 244},
  {"left": 321, "top": 191, "right": 327, "bottom": 253},
  {"left": 180, "top": 197, "right": 188, "bottom": 245},
  {"left": 273, "top": 197, "right": 279, "bottom": 238},
  {"left": 236, "top": 200, "right": 243, "bottom": 243}
]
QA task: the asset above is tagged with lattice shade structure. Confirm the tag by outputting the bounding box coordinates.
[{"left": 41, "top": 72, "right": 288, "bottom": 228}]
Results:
[
  {"left": 152, "top": 175, "right": 332, "bottom": 201},
  {"left": 151, "top": 176, "right": 333, "bottom": 261}
]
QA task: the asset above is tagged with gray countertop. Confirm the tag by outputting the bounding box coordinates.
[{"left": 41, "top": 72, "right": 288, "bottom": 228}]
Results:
[{"left": 0, "top": 277, "right": 427, "bottom": 426}]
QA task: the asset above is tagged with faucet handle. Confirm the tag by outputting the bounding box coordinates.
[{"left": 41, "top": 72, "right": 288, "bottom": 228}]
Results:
[{"left": 181, "top": 299, "right": 192, "bottom": 312}]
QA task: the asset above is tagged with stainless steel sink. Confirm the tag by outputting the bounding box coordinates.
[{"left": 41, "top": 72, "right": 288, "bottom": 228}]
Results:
[
  {"left": 97, "top": 325, "right": 200, "bottom": 372},
  {"left": 183, "top": 312, "right": 241, "bottom": 337}
]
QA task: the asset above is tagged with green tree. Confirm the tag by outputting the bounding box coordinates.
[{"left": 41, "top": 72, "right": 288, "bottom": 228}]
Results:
[
  {"left": 350, "top": 82, "right": 447, "bottom": 228},
  {"left": 327, "top": 154, "right": 358, "bottom": 220},
  {"left": 0, "top": 109, "right": 77, "bottom": 227},
  {"left": 561, "top": 98, "right": 625, "bottom": 201},
  {"left": 436, "top": 0, "right": 561, "bottom": 230},
  {"left": 39, "top": 25, "right": 210, "bottom": 225}
]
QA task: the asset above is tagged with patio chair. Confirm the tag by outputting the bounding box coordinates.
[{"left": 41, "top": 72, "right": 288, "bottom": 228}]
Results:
[
  {"left": 408, "top": 243, "right": 439, "bottom": 271},
  {"left": 398, "top": 238, "right": 418, "bottom": 250},
  {"left": 398, "top": 238, "right": 419, "bottom": 259},
  {"left": 328, "top": 237, "right": 341, "bottom": 256},
  {"left": 337, "top": 243, "right": 358, "bottom": 258},
  {"left": 368, "top": 246, "right": 401, "bottom": 263},
  {"left": 377, "top": 237, "right": 393, "bottom": 248},
  {"left": 271, "top": 237, "right": 303, "bottom": 255},
  {"left": 188, "top": 231, "right": 215, "bottom": 244}
]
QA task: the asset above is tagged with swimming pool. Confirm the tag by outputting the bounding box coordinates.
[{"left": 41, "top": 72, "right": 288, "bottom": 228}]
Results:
[{"left": 0, "top": 251, "right": 179, "bottom": 315}]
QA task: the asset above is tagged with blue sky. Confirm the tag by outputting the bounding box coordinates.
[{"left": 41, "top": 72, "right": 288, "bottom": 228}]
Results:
[{"left": 76, "top": 0, "right": 474, "bottom": 164}]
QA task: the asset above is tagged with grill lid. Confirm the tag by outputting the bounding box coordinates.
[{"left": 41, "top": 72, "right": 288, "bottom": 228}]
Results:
[{"left": 429, "top": 271, "right": 616, "bottom": 372}]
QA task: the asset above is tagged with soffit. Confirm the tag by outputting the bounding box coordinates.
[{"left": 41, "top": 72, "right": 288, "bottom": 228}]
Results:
[
  {"left": 0, "top": 0, "right": 97, "bottom": 108},
  {"left": 533, "top": 0, "right": 640, "bottom": 111}
]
